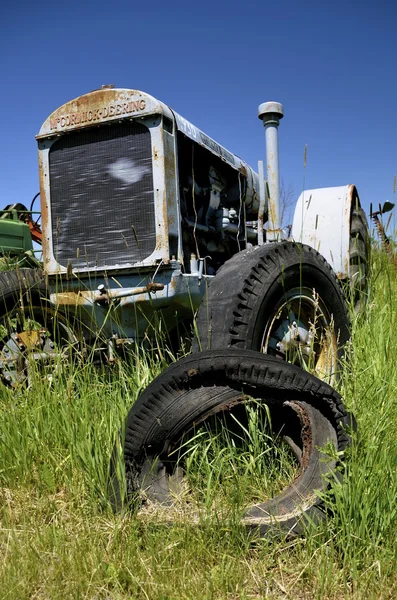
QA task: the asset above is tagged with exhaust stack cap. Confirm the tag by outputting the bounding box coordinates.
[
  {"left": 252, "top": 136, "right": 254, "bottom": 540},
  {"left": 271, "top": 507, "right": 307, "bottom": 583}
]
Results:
[{"left": 258, "top": 101, "right": 284, "bottom": 124}]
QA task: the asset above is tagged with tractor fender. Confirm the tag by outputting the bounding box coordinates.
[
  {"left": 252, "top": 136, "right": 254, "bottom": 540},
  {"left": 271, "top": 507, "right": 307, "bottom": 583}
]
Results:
[{"left": 291, "top": 184, "right": 360, "bottom": 279}]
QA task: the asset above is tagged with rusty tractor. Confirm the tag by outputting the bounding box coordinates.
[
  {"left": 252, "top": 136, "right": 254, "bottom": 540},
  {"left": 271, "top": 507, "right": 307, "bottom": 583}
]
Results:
[{"left": 0, "top": 85, "right": 369, "bottom": 386}]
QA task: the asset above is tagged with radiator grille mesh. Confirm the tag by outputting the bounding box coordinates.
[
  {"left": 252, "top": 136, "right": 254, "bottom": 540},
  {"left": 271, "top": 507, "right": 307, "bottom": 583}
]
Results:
[{"left": 49, "top": 121, "right": 155, "bottom": 270}]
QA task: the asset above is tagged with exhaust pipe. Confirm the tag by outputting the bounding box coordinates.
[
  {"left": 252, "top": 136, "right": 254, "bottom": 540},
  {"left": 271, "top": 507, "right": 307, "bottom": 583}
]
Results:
[{"left": 258, "top": 101, "right": 284, "bottom": 241}]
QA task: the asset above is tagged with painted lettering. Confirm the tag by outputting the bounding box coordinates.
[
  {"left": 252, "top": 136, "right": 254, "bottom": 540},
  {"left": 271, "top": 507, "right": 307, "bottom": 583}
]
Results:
[{"left": 47, "top": 96, "right": 147, "bottom": 131}]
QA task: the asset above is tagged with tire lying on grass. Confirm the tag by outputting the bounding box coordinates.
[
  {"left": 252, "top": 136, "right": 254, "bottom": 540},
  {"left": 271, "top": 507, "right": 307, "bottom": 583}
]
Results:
[
  {"left": 110, "top": 349, "right": 354, "bottom": 538},
  {"left": 193, "top": 242, "right": 351, "bottom": 383}
]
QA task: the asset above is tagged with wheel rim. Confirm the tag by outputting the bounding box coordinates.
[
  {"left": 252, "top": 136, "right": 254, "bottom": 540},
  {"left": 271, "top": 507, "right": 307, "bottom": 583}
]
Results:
[
  {"left": 261, "top": 287, "right": 338, "bottom": 382},
  {"left": 0, "top": 304, "right": 77, "bottom": 386}
]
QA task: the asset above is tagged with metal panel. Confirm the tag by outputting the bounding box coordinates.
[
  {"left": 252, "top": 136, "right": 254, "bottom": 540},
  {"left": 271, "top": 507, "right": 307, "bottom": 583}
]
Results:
[
  {"left": 36, "top": 88, "right": 172, "bottom": 138},
  {"left": 174, "top": 111, "right": 239, "bottom": 169},
  {"left": 49, "top": 121, "right": 155, "bottom": 270},
  {"left": 291, "top": 185, "right": 356, "bottom": 279}
]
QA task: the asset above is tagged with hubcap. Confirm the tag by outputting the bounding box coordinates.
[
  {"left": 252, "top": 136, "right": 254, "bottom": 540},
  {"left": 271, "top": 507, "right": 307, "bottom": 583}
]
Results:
[{"left": 261, "top": 288, "right": 337, "bottom": 382}]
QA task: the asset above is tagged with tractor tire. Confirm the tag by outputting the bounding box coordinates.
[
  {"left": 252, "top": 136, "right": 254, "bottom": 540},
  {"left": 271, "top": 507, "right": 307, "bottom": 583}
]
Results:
[
  {"left": 0, "top": 268, "right": 78, "bottom": 386},
  {"left": 111, "top": 349, "right": 353, "bottom": 538},
  {"left": 193, "top": 242, "right": 350, "bottom": 383},
  {"left": 349, "top": 204, "right": 370, "bottom": 311}
]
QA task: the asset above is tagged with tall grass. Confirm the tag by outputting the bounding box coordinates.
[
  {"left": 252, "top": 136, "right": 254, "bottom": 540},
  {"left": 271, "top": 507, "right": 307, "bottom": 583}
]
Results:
[
  {"left": 1, "top": 249, "right": 397, "bottom": 598},
  {"left": 149, "top": 400, "right": 300, "bottom": 522}
]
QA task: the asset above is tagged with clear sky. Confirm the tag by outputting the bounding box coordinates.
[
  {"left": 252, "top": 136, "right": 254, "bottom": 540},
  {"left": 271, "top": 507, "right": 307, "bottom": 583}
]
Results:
[{"left": 1, "top": 0, "right": 396, "bottom": 224}]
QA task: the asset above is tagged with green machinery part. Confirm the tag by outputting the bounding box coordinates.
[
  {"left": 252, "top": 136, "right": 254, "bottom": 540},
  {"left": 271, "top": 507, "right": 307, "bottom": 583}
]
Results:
[{"left": 0, "top": 205, "right": 34, "bottom": 255}]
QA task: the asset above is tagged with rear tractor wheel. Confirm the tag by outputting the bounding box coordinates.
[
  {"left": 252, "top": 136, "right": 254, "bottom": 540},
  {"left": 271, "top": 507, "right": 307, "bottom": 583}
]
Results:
[{"left": 349, "top": 203, "right": 370, "bottom": 311}]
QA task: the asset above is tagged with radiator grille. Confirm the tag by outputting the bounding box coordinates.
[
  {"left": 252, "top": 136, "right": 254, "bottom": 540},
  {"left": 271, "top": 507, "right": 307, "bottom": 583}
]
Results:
[{"left": 49, "top": 121, "right": 155, "bottom": 270}]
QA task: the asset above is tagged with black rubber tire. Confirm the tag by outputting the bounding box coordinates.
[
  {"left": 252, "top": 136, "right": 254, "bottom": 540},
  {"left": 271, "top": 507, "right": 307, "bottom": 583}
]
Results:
[
  {"left": 111, "top": 349, "right": 353, "bottom": 538},
  {"left": 0, "top": 268, "right": 46, "bottom": 301},
  {"left": 192, "top": 242, "right": 350, "bottom": 382},
  {"left": 0, "top": 268, "right": 77, "bottom": 386},
  {"left": 349, "top": 204, "right": 370, "bottom": 311}
]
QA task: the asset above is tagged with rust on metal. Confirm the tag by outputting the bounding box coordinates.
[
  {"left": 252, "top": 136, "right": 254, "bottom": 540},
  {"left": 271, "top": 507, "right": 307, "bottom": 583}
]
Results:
[
  {"left": 372, "top": 209, "right": 397, "bottom": 268},
  {"left": 37, "top": 148, "right": 52, "bottom": 272},
  {"left": 52, "top": 292, "right": 87, "bottom": 306},
  {"left": 238, "top": 164, "right": 248, "bottom": 178},
  {"left": 17, "top": 330, "right": 42, "bottom": 349},
  {"left": 266, "top": 228, "right": 285, "bottom": 240},
  {"left": 25, "top": 216, "right": 42, "bottom": 244},
  {"left": 94, "top": 282, "right": 166, "bottom": 305},
  {"left": 162, "top": 124, "right": 180, "bottom": 258},
  {"left": 156, "top": 130, "right": 170, "bottom": 257},
  {"left": 146, "top": 282, "right": 164, "bottom": 293},
  {"left": 153, "top": 145, "right": 159, "bottom": 165},
  {"left": 37, "top": 88, "right": 149, "bottom": 139},
  {"left": 285, "top": 401, "right": 312, "bottom": 470},
  {"left": 267, "top": 188, "right": 278, "bottom": 232}
]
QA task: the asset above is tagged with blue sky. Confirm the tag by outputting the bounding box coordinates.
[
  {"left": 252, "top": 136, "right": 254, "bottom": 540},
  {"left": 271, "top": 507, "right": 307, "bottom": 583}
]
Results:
[{"left": 1, "top": 0, "right": 396, "bottom": 224}]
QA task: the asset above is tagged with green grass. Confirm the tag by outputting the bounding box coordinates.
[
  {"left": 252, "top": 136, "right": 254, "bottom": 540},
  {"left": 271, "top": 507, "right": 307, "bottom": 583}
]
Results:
[
  {"left": 151, "top": 400, "right": 300, "bottom": 521},
  {"left": 1, "top": 250, "right": 397, "bottom": 599}
]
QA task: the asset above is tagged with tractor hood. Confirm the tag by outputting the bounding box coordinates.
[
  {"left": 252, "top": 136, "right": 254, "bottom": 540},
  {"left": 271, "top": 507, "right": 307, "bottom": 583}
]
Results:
[{"left": 37, "top": 87, "right": 254, "bottom": 175}]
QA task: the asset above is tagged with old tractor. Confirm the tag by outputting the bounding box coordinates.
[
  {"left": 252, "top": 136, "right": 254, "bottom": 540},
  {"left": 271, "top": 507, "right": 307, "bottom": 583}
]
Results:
[{"left": 0, "top": 86, "right": 369, "bottom": 386}]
